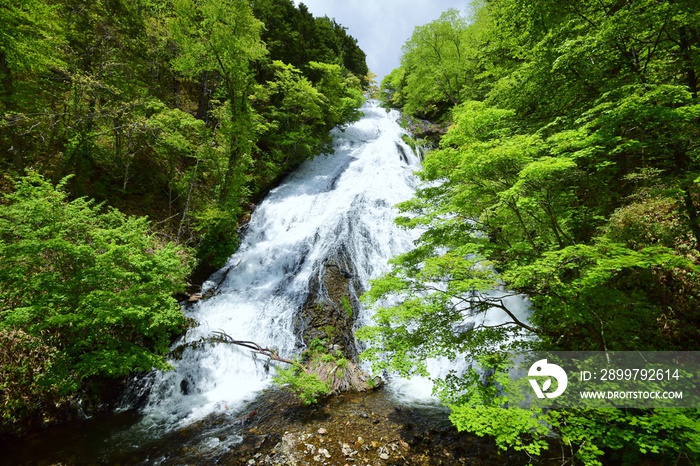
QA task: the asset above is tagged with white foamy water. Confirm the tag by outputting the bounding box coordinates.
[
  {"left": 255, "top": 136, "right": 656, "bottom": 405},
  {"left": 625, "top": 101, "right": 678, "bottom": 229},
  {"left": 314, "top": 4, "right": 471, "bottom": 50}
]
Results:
[
  {"left": 137, "top": 101, "right": 422, "bottom": 431},
  {"left": 134, "top": 101, "right": 531, "bottom": 437}
]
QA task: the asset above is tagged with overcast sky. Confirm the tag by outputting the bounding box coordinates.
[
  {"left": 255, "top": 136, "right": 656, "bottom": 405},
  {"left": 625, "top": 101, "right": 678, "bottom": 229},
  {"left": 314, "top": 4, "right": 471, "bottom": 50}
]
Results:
[{"left": 295, "top": 1, "right": 472, "bottom": 84}]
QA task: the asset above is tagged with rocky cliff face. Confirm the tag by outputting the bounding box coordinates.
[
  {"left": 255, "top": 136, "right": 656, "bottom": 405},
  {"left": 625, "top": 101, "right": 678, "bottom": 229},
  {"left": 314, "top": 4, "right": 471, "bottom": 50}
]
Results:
[
  {"left": 404, "top": 116, "right": 449, "bottom": 144},
  {"left": 298, "top": 246, "right": 363, "bottom": 361}
]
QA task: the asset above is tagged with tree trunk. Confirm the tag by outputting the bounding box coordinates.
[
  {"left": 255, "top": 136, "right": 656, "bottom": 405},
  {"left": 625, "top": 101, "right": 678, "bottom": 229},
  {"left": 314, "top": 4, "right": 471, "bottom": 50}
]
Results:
[
  {"left": 679, "top": 26, "right": 698, "bottom": 99},
  {"left": 196, "top": 71, "right": 212, "bottom": 122},
  {"left": 683, "top": 186, "right": 700, "bottom": 251},
  {"left": 0, "top": 51, "right": 23, "bottom": 171}
]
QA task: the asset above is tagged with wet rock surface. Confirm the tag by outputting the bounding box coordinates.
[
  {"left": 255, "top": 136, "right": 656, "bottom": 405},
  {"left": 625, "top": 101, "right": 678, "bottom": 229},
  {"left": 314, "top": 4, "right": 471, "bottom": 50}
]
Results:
[
  {"left": 299, "top": 247, "right": 363, "bottom": 361},
  {"left": 0, "top": 386, "right": 547, "bottom": 465},
  {"left": 403, "top": 116, "right": 449, "bottom": 144},
  {"left": 213, "top": 388, "right": 540, "bottom": 466}
]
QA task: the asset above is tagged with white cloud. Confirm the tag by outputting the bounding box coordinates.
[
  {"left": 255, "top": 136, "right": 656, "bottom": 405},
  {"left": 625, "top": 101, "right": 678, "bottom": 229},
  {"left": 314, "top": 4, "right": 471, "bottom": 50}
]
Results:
[{"left": 295, "top": 0, "right": 472, "bottom": 83}]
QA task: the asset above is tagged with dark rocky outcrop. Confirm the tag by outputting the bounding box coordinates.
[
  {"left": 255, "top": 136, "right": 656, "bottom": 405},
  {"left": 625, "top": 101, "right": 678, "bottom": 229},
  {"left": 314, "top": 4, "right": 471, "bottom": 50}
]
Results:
[
  {"left": 292, "top": 245, "right": 380, "bottom": 395},
  {"left": 298, "top": 246, "right": 363, "bottom": 361},
  {"left": 404, "top": 116, "right": 450, "bottom": 144}
]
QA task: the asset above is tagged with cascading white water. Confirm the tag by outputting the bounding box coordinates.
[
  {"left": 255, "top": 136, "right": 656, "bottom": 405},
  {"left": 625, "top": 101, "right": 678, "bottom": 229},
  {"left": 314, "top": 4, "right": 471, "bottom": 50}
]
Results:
[
  {"left": 137, "top": 101, "right": 423, "bottom": 433},
  {"left": 131, "top": 101, "right": 531, "bottom": 446},
  {"left": 2, "top": 102, "right": 535, "bottom": 465}
]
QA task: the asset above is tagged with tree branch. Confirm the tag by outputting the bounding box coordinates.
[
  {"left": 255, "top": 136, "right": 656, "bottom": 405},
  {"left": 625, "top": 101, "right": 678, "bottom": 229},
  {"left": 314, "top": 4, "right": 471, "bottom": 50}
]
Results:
[
  {"left": 210, "top": 330, "right": 302, "bottom": 368},
  {"left": 486, "top": 297, "right": 539, "bottom": 335}
]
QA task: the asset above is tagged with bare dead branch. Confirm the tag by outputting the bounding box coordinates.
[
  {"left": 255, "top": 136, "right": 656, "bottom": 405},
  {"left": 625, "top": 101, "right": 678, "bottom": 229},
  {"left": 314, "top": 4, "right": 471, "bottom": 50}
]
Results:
[{"left": 210, "top": 330, "right": 302, "bottom": 368}]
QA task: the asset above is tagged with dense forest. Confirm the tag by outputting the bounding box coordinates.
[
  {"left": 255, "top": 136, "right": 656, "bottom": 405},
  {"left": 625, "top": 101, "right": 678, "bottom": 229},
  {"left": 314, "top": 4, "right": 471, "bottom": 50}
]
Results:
[
  {"left": 365, "top": 0, "right": 700, "bottom": 464},
  {"left": 0, "top": 0, "right": 368, "bottom": 436}
]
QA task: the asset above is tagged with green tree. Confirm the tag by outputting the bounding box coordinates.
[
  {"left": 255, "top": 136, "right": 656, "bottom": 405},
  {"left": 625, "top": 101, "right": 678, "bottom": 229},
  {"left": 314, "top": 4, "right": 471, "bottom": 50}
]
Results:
[
  {"left": 0, "top": 0, "right": 64, "bottom": 171},
  {"left": 170, "top": 0, "right": 266, "bottom": 204},
  {"left": 0, "top": 174, "right": 191, "bottom": 433},
  {"left": 400, "top": 9, "right": 470, "bottom": 115},
  {"left": 364, "top": 0, "right": 700, "bottom": 463},
  {"left": 169, "top": 0, "right": 267, "bottom": 266},
  {"left": 381, "top": 7, "right": 492, "bottom": 120},
  {"left": 251, "top": 61, "right": 328, "bottom": 187},
  {"left": 1, "top": 0, "right": 368, "bottom": 277}
]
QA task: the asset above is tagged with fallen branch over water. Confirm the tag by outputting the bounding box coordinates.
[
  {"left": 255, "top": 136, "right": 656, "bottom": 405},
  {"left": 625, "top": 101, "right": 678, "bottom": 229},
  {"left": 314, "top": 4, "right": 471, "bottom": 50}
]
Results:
[
  {"left": 210, "top": 330, "right": 299, "bottom": 367},
  {"left": 209, "top": 330, "right": 380, "bottom": 403}
]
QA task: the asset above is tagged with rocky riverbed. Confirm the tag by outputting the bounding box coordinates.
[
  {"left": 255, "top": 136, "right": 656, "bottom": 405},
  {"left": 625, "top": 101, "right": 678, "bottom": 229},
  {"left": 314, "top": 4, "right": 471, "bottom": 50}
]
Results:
[
  {"left": 2, "top": 379, "right": 568, "bottom": 465},
  {"left": 103, "top": 386, "right": 549, "bottom": 466}
]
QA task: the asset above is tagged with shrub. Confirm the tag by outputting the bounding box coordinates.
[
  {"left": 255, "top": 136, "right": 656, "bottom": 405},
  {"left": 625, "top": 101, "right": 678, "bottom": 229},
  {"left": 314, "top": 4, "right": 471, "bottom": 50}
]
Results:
[{"left": 0, "top": 174, "right": 191, "bottom": 431}]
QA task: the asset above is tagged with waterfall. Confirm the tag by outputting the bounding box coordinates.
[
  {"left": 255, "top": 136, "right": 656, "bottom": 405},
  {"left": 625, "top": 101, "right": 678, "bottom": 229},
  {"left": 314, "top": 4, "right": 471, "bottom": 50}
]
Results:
[
  {"left": 136, "top": 101, "right": 422, "bottom": 433},
  {"left": 1, "top": 103, "right": 535, "bottom": 466}
]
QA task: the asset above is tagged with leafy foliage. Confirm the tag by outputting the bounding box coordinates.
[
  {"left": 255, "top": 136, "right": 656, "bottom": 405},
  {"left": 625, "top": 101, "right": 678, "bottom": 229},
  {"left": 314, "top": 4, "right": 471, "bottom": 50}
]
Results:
[
  {"left": 0, "top": 0, "right": 367, "bottom": 435},
  {"left": 369, "top": 0, "right": 700, "bottom": 463},
  {"left": 0, "top": 174, "right": 191, "bottom": 434},
  {"left": 0, "top": 329, "right": 66, "bottom": 436},
  {"left": 0, "top": 0, "right": 367, "bottom": 274},
  {"left": 273, "top": 337, "right": 372, "bottom": 404},
  {"left": 273, "top": 365, "right": 330, "bottom": 405}
]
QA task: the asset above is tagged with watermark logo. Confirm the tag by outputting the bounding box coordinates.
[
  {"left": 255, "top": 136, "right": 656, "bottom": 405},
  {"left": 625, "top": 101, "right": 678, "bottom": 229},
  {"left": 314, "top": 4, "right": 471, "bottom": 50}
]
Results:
[{"left": 528, "top": 359, "right": 568, "bottom": 398}]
